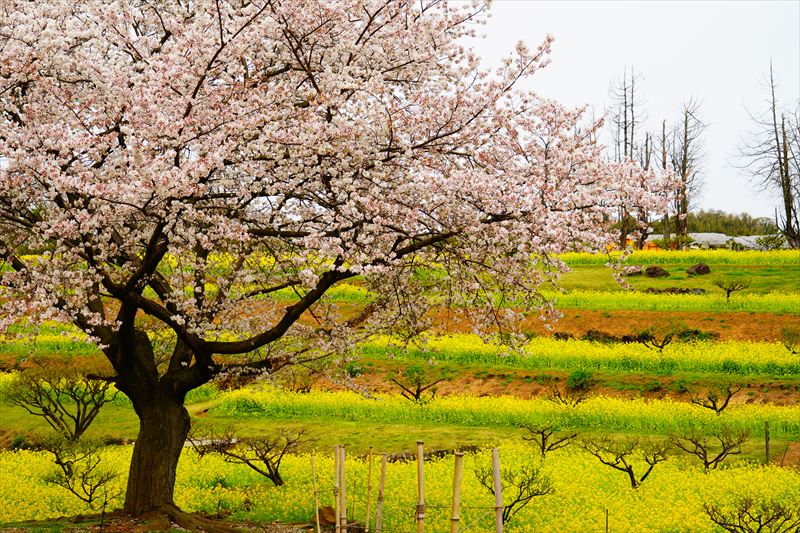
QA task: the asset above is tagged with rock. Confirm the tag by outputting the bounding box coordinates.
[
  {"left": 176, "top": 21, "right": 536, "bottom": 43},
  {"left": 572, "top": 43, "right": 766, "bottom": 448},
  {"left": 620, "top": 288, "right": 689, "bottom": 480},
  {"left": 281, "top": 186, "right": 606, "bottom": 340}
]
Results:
[
  {"left": 687, "top": 263, "right": 711, "bottom": 275},
  {"left": 644, "top": 266, "right": 670, "bottom": 278},
  {"left": 643, "top": 287, "right": 706, "bottom": 295}
]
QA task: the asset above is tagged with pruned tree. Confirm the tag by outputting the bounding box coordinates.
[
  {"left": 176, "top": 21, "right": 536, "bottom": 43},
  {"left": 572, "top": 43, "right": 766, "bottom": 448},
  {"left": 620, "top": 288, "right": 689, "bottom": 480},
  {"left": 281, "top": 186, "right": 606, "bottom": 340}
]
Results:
[
  {"left": 548, "top": 382, "right": 590, "bottom": 408},
  {"left": 0, "top": 0, "right": 673, "bottom": 515},
  {"left": 388, "top": 364, "right": 453, "bottom": 404},
  {"left": 780, "top": 325, "right": 800, "bottom": 355},
  {"left": 712, "top": 278, "right": 752, "bottom": 304},
  {"left": 40, "top": 436, "right": 119, "bottom": 509},
  {"left": 704, "top": 497, "right": 800, "bottom": 533},
  {"left": 190, "top": 428, "right": 305, "bottom": 487},
  {"left": 670, "top": 426, "right": 749, "bottom": 471},
  {"left": 690, "top": 382, "right": 743, "bottom": 415},
  {"left": 636, "top": 322, "right": 687, "bottom": 354},
  {"left": 475, "top": 462, "right": 553, "bottom": 525},
  {"left": 580, "top": 436, "right": 669, "bottom": 489},
  {"left": 740, "top": 64, "right": 800, "bottom": 248},
  {"left": 522, "top": 423, "right": 578, "bottom": 458},
  {"left": 4, "top": 362, "right": 115, "bottom": 442},
  {"left": 670, "top": 99, "right": 706, "bottom": 239}
]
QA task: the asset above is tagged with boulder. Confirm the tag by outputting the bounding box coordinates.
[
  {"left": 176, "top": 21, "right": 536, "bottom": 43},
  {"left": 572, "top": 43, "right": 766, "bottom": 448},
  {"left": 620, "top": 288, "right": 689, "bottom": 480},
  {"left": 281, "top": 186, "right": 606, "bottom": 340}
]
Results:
[
  {"left": 644, "top": 266, "right": 670, "bottom": 278},
  {"left": 644, "top": 287, "right": 706, "bottom": 295},
  {"left": 687, "top": 263, "right": 711, "bottom": 275}
]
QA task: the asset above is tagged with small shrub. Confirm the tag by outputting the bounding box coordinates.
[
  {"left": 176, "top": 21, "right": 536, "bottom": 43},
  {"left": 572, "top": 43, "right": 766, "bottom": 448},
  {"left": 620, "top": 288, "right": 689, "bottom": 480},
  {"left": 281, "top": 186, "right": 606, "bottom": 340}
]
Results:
[{"left": 566, "top": 370, "right": 594, "bottom": 392}]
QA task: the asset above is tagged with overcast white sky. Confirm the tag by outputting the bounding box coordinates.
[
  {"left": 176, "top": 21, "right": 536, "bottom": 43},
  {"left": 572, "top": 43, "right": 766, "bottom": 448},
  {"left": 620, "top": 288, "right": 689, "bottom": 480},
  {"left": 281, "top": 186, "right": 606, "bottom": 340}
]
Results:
[{"left": 466, "top": 0, "right": 800, "bottom": 219}]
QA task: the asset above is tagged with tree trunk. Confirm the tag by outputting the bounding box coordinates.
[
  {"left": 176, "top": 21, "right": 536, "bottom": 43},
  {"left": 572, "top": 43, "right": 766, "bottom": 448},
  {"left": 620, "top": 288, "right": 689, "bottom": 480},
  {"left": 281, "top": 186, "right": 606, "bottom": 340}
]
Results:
[{"left": 123, "top": 391, "right": 190, "bottom": 514}]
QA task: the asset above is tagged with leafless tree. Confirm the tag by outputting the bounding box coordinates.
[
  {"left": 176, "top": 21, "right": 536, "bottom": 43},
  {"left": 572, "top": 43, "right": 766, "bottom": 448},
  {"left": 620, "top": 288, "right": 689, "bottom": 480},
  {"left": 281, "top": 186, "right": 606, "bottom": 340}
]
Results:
[
  {"left": 475, "top": 463, "right": 553, "bottom": 525},
  {"left": 712, "top": 277, "right": 752, "bottom": 304},
  {"left": 190, "top": 428, "right": 306, "bottom": 487},
  {"left": 740, "top": 64, "right": 800, "bottom": 248},
  {"left": 4, "top": 363, "right": 115, "bottom": 442},
  {"left": 780, "top": 325, "right": 800, "bottom": 355},
  {"left": 690, "top": 382, "right": 743, "bottom": 415},
  {"left": 580, "top": 436, "right": 669, "bottom": 489},
  {"left": 548, "top": 382, "right": 589, "bottom": 408},
  {"left": 522, "top": 424, "right": 578, "bottom": 458},
  {"left": 388, "top": 364, "right": 453, "bottom": 404},
  {"left": 670, "top": 98, "right": 706, "bottom": 238},
  {"left": 40, "top": 436, "right": 119, "bottom": 509},
  {"left": 608, "top": 67, "right": 650, "bottom": 248},
  {"left": 704, "top": 497, "right": 800, "bottom": 533},
  {"left": 671, "top": 426, "right": 749, "bottom": 470}
]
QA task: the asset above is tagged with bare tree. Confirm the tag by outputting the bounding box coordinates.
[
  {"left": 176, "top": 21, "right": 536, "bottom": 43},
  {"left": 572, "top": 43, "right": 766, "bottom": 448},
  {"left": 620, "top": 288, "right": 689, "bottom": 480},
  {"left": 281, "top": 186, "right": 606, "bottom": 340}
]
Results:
[
  {"left": 670, "top": 99, "right": 706, "bottom": 238},
  {"left": 40, "top": 436, "right": 119, "bottom": 509},
  {"left": 740, "top": 64, "right": 800, "bottom": 248},
  {"left": 580, "top": 436, "right": 669, "bottom": 489},
  {"left": 671, "top": 426, "right": 749, "bottom": 471},
  {"left": 190, "top": 429, "right": 305, "bottom": 487},
  {"left": 609, "top": 67, "right": 649, "bottom": 248},
  {"left": 4, "top": 363, "right": 115, "bottom": 442},
  {"left": 388, "top": 364, "right": 453, "bottom": 404},
  {"left": 704, "top": 497, "right": 800, "bottom": 533},
  {"left": 522, "top": 424, "right": 578, "bottom": 458},
  {"left": 475, "top": 463, "right": 553, "bottom": 525},
  {"left": 690, "top": 382, "right": 743, "bottom": 415},
  {"left": 712, "top": 277, "right": 752, "bottom": 304}
]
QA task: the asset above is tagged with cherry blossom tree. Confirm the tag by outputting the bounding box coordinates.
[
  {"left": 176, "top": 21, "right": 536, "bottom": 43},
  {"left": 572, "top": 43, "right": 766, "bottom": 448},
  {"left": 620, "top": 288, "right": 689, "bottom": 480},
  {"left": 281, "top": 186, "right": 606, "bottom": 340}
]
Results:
[{"left": 0, "top": 0, "right": 673, "bottom": 517}]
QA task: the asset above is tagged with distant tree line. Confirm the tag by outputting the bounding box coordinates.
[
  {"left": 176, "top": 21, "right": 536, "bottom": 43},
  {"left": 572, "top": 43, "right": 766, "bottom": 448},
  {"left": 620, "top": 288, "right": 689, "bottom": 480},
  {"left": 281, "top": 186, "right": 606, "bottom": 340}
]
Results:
[{"left": 649, "top": 209, "right": 777, "bottom": 236}]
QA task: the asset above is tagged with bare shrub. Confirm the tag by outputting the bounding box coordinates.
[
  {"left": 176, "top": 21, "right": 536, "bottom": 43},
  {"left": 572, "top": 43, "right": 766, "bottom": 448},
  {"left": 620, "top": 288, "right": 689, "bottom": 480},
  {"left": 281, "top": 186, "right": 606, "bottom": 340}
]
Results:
[
  {"left": 522, "top": 424, "right": 578, "bottom": 458},
  {"left": 671, "top": 426, "right": 749, "bottom": 470},
  {"left": 190, "top": 428, "right": 306, "bottom": 487},
  {"left": 4, "top": 362, "right": 115, "bottom": 442},
  {"left": 580, "top": 436, "right": 669, "bottom": 489},
  {"left": 704, "top": 496, "right": 800, "bottom": 532},
  {"left": 475, "top": 462, "right": 553, "bottom": 525}
]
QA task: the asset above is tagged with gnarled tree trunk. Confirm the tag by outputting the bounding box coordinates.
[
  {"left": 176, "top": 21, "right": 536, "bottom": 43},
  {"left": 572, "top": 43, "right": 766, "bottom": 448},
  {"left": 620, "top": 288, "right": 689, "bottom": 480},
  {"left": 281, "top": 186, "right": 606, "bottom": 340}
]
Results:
[{"left": 123, "top": 390, "right": 190, "bottom": 514}]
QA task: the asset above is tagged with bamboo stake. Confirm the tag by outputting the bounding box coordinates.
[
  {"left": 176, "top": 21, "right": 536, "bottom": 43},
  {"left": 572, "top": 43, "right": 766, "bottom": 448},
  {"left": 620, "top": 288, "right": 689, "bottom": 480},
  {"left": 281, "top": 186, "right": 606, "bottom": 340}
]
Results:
[
  {"left": 375, "top": 453, "right": 387, "bottom": 533},
  {"left": 416, "top": 441, "right": 425, "bottom": 533},
  {"left": 765, "top": 421, "right": 771, "bottom": 464},
  {"left": 365, "top": 447, "right": 374, "bottom": 533},
  {"left": 311, "top": 453, "right": 321, "bottom": 533},
  {"left": 334, "top": 445, "right": 341, "bottom": 533},
  {"left": 450, "top": 452, "right": 464, "bottom": 533},
  {"left": 492, "top": 447, "right": 503, "bottom": 533},
  {"left": 340, "top": 445, "right": 348, "bottom": 532}
]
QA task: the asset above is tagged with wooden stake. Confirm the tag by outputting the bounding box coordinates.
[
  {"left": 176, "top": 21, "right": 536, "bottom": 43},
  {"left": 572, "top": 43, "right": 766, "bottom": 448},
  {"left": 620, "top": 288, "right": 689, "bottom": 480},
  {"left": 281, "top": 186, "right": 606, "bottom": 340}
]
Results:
[
  {"left": 340, "top": 446, "right": 348, "bottom": 532},
  {"left": 334, "top": 445, "right": 340, "bottom": 533},
  {"left": 416, "top": 441, "right": 425, "bottom": 533},
  {"left": 450, "top": 452, "right": 464, "bottom": 533},
  {"left": 765, "top": 421, "right": 771, "bottom": 464},
  {"left": 365, "top": 447, "right": 374, "bottom": 533},
  {"left": 311, "top": 453, "right": 321, "bottom": 533},
  {"left": 492, "top": 447, "right": 503, "bottom": 533},
  {"left": 375, "top": 453, "right": 387, "bottom": 533}
]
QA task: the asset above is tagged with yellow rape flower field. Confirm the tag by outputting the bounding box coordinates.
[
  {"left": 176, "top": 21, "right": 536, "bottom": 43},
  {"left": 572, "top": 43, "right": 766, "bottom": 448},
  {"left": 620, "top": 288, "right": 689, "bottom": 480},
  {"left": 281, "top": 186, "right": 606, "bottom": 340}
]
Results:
[{"left": 1, "top": 443, "right": 799, "bottom": 532}]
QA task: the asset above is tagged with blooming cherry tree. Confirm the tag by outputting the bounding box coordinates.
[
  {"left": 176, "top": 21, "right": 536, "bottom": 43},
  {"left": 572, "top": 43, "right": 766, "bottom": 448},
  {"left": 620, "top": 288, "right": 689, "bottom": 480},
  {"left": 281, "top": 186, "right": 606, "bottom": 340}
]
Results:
[{"left": 0, "top": 0, "right": 673, "bottom": 516}]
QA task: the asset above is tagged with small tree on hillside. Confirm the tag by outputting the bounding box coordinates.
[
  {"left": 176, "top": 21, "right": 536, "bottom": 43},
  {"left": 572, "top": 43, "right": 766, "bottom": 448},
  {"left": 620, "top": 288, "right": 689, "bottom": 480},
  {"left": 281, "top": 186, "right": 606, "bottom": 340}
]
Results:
[
  {"left": 580, "top": 436, "right": 669, "bottom": 490},
  {"left": 671, "top": 426, "right": 749, "bottom": 471},
  {"left": 712, "top": 277, "right": 752, "bottom": 304},
  {"left": 780, "top": 325, "right": 800, "bottom": 355},
  {"left": 5, "top": 362, "right": 115, "bottom": 442},
  {"left": 522, "top": 423, "right": 578, "bottom": 458},
  {"left": 704, "top": 497, "right": 800, "bottom": 533},
  {"left": 190, "top": 428, "right": 306, "bottom": 487},
  {"left": 690, "top": 382, "right": 743, "bottom": 415},
  {"left": 388, "top": 364, "right": 454, "bottom": 404},
  {"left": 475, "top": 462, "right": 553, "bottom": 525}
]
